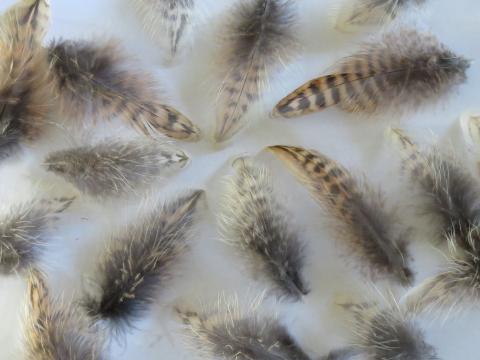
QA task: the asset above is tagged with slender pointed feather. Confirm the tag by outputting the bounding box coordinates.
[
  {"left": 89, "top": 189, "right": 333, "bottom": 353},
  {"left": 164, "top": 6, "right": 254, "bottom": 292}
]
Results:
[
  {"left": 268, "top": 145, "right": 413, "bottom": 286},
  {"left": 25, "top": 269, "right": 105, "bottom": 360},
  {"left": 214, "top": 0, "right": 298, "bottom": 142},
  {"left": 44, "top": 140, "right": 190, "bottom": 198},
  {"left": 0, "top": 197, "right": 73, "bottom": 275},
  {"left": 48, "top": 39, "right": 201, "bottom": 141},
  {"left": 82, "top": 190, "right": 204, "bottom": 332},
  {"left": 274, "top": 29, "right": 469, "bottom": 119},
  {"left": 219, "top": 157, "right": 309, "bottom": 300}
]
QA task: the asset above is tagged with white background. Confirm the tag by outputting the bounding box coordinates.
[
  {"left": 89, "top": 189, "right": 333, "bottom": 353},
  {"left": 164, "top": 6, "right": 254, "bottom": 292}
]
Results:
[{"left": 0, "top": 0, "right": 479, "bottom": 359}]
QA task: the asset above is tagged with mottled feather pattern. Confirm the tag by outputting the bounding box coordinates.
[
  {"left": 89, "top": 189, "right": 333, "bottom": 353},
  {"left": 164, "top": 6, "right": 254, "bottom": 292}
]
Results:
[
  {"left": 274, "top": 29, "right": 469, "bottom": 118},
  {"left": 48, "top": 39, "right": 201, "bottom": 141},
  {"left": 25, "top": 269, "right": 104, "bottom": 360},
  {"left": 178, "top": 299, "right": 310, "bottom": 360},
  {"left": 214, "top": 0, "right": 298, "bottom": 142},
  {"left": 0, "top": 197, "right": 72, "bottom": 275},
  {"left": 44, "top": 139, "right": 190, "bottom": 198},
  {"left": 82, "top": 190, "right": 204, "bottom": 331},
  {"left": 268, "top": 145, "right": 413, "bottom": 286},
  {"left": 219, "top": 157, "right": 309, "bottom": 300},
  {"left": 133, "top": 0, "right": 194, "bottom": 62}
]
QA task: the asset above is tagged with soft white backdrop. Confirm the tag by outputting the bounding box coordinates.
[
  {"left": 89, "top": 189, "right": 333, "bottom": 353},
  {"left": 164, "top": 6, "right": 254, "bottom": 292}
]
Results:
[{"left": 0, "top": 0, "right": 479, "bottom": 359}]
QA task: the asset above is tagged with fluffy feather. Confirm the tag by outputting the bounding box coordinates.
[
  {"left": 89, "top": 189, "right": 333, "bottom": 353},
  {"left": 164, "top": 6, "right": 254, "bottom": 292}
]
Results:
[
  {"left": 82, "top": 190, "right": 204, "bottom": 331},
  {"left": 268, "top": 145, "right": 413, "bottom": 286},
  {"left": 273, "top": 29, "right": 469, "bottom": 119},
  {"left": 133, "top": 0, "right": 195, "bottom": 63},
  {"left": 219, "top": 157, "right": 309, "bottom": 300},
  {"left": 214, "top": 0, "right": 298, "bottom": 143},
  {"left": 44, "top": 139, "right": 190, "bottom": 198},
  {"left": 177, "top": 297, "right": 310, "bottom": 360},
  {"left": 25, "top": 269, "right": 105, "bottom": 360},
  {"left": 0, "top": 197, "right": 73, "bottom": 275},
  {"left": 48, "top": 39, "right": 201, "bottom": 141}
]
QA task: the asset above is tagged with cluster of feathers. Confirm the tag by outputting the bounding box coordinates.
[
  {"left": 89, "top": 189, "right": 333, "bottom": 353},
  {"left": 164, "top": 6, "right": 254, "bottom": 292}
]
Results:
[{"left": 0, "top": 0, "right": 476, "bottom": 359}]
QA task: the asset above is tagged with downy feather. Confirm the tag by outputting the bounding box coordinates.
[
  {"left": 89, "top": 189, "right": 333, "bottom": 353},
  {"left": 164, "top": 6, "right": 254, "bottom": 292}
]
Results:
[
  {"left": 82, "top": 190, "right": 204, "bottom": 331},
  {"left": 268, "top": 145, "right": 413, "bottom": 286},
  {"left": 44, "top": 139, "right": 190, "bottom": 198},
  {"left": 133, "top": 0, "right": 195, "bottom": 63},
  {"left": 48, "top": 39, "right": 201, "bottom": 141},
  {"left": 25, "top": 269, "right": 105, "bottom": 360},
  {"left": 214, "top": 0, "right": 298, "bottom": 143},
  {"left": 0, "top": 197, "right": 73, "bottom": 275},
  {"left": 274, "top": 29, "right": 469, "bottom": 119},
  {"left": 219, "top": 157, "right": 309, "bottom": 300}
]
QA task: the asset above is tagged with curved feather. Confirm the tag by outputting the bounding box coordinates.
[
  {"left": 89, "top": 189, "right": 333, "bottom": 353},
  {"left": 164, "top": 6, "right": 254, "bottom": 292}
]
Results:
[
  {"left": 1, "top": 0, "right": 50, "bottom": 43},
  {"left": 268, "top": 145, "right": 413, "bottom": 286},
  {"left": 274, "top": 29, "right": 469, "bottom": 119}
]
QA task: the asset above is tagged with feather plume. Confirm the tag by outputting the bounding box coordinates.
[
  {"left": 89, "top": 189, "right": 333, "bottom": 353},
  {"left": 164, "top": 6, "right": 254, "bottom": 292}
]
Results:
[
  {"left": 219, "top": 157, "right": 309, "bottom": 300},
  {"left": 82, "top": 190, "right": 204, "bottom": 331},
  {"left": 177, "top": 296, "right": 310, "bottom": 360},
  {"left": 389, "top": 128, "right": 480, "bottom": 250},
  {"left": 214, "top": 0, "right": 298, "bottom": 143},
  {"left": 44, "top": 139, "right": 190, "bottom": 198},
  {"left": 273, "top": 29, "right": 469, "bottom": 119},
  {"left": 0, "top": 197, "right": 73, "bottom": 275},
  {"left": 268, "top": 145, "right": 413, "bottom": 286},
  {"left": 133, "top": 0, "right": 195, "bottom": 63},
  {"left": 25, "top": 269, "right": 104, "bottom": 360},
  {"left": 48, "top": 39, "right": 201, "bottom": 141}
]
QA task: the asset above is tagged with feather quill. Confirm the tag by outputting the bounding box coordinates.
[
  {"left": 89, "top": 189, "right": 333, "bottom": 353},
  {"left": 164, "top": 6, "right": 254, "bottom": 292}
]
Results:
[
  {"left": 133, "top": 0, "right": 195, "bottom": 63},
  {"left": 44, "top": 139, "right": 190, "bottom": 198},
  {"left": 0, "top": 197, "right": 73, "bottom": 275},
  {"left": 214, "top": 0, "right": 298, "bottom": 143},
  {"left": 82, "top": 190, "right": 204, "bottom": 331},
  {"left": 273, "top": 29, "right": 469, "bottom": 119},
  {"left": 48, "top": 39, "right": 201, "bottom": 141},
  {"left": 25, "top": 269, "right": 104, "bottom": 360},
  {"left": 219, "top": 157, "right": 309, "bottom": 300},
  {"left": 268, "top": 145, "right": 413, "bottom": 286},
  {"left": 177, "top": 297, "right": 310, "bottom": 360}
]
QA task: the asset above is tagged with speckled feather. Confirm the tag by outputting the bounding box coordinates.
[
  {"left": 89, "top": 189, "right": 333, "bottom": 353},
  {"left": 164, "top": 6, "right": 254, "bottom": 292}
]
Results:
[
  {"left": 214, "top": 0, "right": 298, "bottom": 142},
  {"left": 219, "top": 157, "right": 309, "bottom": 300},
  {"left": 44, "top": 140, "right": 190, "bottom": 198},
  {"left": 268, "top": 145, "right": 413, "bottom": 286},
  {"left": 48, "top": 39, "right": 201, "bottom": 141},
  {"left": 274, "top": 29, "right": 469, "bottom": 118}
]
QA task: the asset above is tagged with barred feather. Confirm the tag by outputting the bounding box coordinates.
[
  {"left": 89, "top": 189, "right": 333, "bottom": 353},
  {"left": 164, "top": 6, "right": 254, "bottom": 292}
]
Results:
[
  {"left": 214, "top": 0, "right": 298, "bottom": 143},
  {"left": 389, "top": 128, "right": 480, "bottom": 250},
  {"left": 48, "top": 39, "right": 201, "bottom": 141},
  {"left": 274, "top": 29, "right": 469, "bottom": 119},
  {"left": 25, "top": 269, "right": 104, "bottom": 360},
  {"left": 44, "top": 140, "right": 189, "bottom": 198},
  {"left": 82, "top": 190, "right": 204, "bottom": 331},
  {"left": 133, "top": 0, "right": 195, "bottom": 63},
  {"left": 0, "top": 197, "right": 73, "bottom": 275},
  {"left": 177, "top": 297, "right": 310, "bottom": 360},
  {"left": 219, "top": 157, "right": 309, "bottom": 300},
  {"left": 268, "top": 145, "right": 413, "bottom": 286}
]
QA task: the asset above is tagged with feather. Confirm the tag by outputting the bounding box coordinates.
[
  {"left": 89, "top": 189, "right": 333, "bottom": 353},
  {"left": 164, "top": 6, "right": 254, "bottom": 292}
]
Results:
[
  {"left": 331, "top": 0, "right": 427, "bottom": 32},
  {"left": 268, "top": 145, "right": 413, "bottom": 286},
  {"left": 0, "top": 197, "right": 73, "bottom": 275},
  {"left": 133, "top": 0, "right": 195, "bottom": 63},
  {"left": 389, "top": 128, "right": 480, "bottom": 250},
  {"left": 318, "top": 347, "right": 359, "bottom": 360},
  {"left": 219, "top": 157, "right": 309, "bottom": 300},
  {"left": 43, "top": 139, "right": 190, "bottom": 198},
  {"left": 82, "top": 190, "right": 204, "bottom": 332},
  {"left": 48, "top": 39, "right": 201, "bottom": 141},
  {"left": 177, "top": 297, "right": 310, "bottom": 360},
  {"left": 214, "top": 0, "right": 298, "bottom": 143},
  {"left": 25, "top": 269, "right": 105, "bottom": 360},
  {"left": 273, "top": 29, "right": 469, "bottom": 119}
]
